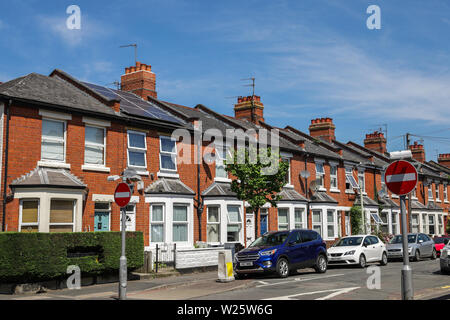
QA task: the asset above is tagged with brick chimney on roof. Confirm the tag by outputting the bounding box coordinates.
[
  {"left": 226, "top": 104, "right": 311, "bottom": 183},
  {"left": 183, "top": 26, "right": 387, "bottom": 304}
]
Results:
[
  {"left": 308, "top": 118, "right": 336, "bottom": 143},
  {"left": 438, "top": 153, "right": 450, "bottom": 168},
  {"left": 121, "top": 61, "right": 157, "bottom": 100},
  {"left": 364, "top": 131, "right": 387, "bottom": 154},
  {"left": 409, "top": 141, "right": 426, "bottom": 163},
  {"left": 234, "top": 95, "right": 264, "bottom": 124}
]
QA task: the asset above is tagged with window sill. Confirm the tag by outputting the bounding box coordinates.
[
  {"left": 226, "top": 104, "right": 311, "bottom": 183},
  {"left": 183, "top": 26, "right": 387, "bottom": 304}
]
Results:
[
  {"left": 436, "top": 200, "right": 442, "bottom": 203},
  {"left": 330, "top": 189, "right": 340, "bottom": 193},
  {"left": 82, "top": 164, "right": 111, "bottom": 173},
  {"left": 157, "top": 171, "right": 180, "bottom": 179},
  {"left": 317, "top": 187, "right": 327, "bottom": 192},
  {"left": 215, "top": 177, "right": 232, "bottom": 183},
  {"left": 445, "top": 201, "right": 449, "bottom": 204},
  {"left": 345, "top": 190, "right": 355, "bottom": 194},
  {"left": 128, "top": 167, "right": 149, "bottom": 176},
  {"left": 284, "top": 184, "right": 295, "bottom": 189},
  {"left": 38, "top": 161, "right": 70, "bottom": 169}
]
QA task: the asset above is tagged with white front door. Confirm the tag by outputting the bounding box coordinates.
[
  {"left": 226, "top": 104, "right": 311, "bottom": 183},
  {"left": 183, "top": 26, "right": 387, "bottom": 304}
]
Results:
[{"left": 246, "top": 213, "right": 255, "bottom": 245}]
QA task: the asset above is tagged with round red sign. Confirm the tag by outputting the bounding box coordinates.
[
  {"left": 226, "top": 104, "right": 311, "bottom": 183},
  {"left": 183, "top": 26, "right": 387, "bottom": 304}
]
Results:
[
  {"left": 384, "top": 160, "right": 418, "bottom": 196},
  {"left": 114, "top": 182, "right": 132, "bottom": 207}
]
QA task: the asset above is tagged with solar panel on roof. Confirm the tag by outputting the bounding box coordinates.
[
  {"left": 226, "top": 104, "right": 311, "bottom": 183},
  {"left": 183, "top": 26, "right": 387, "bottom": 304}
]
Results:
[{"left": 82, "top": 82, "right": 182, "bottom": 124}]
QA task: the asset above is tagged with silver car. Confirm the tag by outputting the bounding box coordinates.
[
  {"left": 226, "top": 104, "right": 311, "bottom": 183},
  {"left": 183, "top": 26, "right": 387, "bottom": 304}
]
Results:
[
  {"left": 440, "top": 244, "right": 450, "bottom": 274},
  {"left": 386, "top": 233, "right": 437, "bottom": 261}
]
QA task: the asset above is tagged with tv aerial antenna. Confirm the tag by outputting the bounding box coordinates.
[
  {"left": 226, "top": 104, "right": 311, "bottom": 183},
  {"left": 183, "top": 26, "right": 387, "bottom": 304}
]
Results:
[
  {"left": 119, "top": 44, "right": 138, "bottom": 65},
  {"left": 241, "top": 77, "right": 256, "bottom": 122}
]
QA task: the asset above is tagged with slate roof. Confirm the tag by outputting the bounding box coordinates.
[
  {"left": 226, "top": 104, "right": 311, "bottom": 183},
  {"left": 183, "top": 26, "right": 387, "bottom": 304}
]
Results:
[
  {"left": 411, "top": 200, "right": 427, "bottom": 210},
  {"left": 10, "top": 167, "right": 86, "bottom": 189},
  {"left": 354, "top": 196, "right": 379, "bottom": 207},
  {"left": 427, "top": 201, "right": 443, "bottom": 211},
  {"left": 0, "top": 73, "right": 117, "bottom": 116},
  {"left": 278, "top": 187, "right": 307, "bottom": 202},
  {"left": 144, "top": 178, "right": 195, "bottom": 195},
  {"left": 202, "top": 182, "right": 237, "bottom": 198},
  {"left": 310, "top": 191, "right": 338, "bottom": 203},
  {"left": 379, "top": 197, "right": 400, "bottom": 208}
]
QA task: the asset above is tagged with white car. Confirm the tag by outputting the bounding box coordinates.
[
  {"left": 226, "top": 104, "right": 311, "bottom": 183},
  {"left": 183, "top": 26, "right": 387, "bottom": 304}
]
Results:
[
  {"left": 327, "top": 235, "right": 388, "bottom": 268},
  {"left": 440, "top": 244, "right": 450, "bottom": 274}
]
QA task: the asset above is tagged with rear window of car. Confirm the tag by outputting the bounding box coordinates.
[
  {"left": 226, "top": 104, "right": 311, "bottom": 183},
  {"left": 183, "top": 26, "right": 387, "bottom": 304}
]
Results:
[{"left": 434, "top": 238, "right": 450, "bottom": 244}]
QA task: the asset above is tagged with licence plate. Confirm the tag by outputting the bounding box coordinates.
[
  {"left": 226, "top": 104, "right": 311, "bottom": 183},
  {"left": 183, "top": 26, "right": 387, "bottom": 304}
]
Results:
[{"left": 240, "top": 262, "right": 253, "bottom": 267}]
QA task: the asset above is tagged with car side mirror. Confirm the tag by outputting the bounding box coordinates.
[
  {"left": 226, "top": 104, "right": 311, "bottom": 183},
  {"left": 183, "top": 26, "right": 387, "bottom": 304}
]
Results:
[{"left": 418, "top": 240, "right": 423, "bottom": 244}]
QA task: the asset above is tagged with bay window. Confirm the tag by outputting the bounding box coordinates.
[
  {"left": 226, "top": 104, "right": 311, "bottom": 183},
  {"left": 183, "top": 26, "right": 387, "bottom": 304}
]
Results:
[
  {"left": 19, "top": 200, "right": 39, "bottom": 233},
  {"left": 173, "top": 205, "right": 188, "bottom": 242},
  {"left": 380, "top": 211, "right": 389, "bottom": 234},
  {"left": 227, "top": 205, "right": 242, "bottom": 242},
  {"left": 127, "top": 131, "right": 147, "bottom": 168},
  {"left": 41, "top": 119, "right": 65, "bottom": 162},
  {"left": 150, "top": 204, "right": 164, "bottom": 243},
  {"left": 49, "top": 200, "right": 75, "bottom": 233},
  {"left": 411, "top": 214, "right": 420, "bottom": 233},
  {"left": 392, "top": 213, "right": 398, "bottom": 234},
  {"left": 422, "top": 214, "right": 428, "bottom": 234},
  {"left": 429, "top": 215, "right": 435, "bottom": 235},
  {"left": 207, "top": 206, "right": 220, "bottom": 243},
  {"left": 278, "top": 208, "right": 289, "bottom": 230},
  {"left": 294, "top": 208, "right": 305, "bottom": 229},
  {"left": 312, "top": 210, "right": 322, "bottom": 236},
  {"left": 326, "top": 209, "right": 335, "bottom": 239},
  {"left": 345, "top": 211, "right": 351, "bottom": 236}
]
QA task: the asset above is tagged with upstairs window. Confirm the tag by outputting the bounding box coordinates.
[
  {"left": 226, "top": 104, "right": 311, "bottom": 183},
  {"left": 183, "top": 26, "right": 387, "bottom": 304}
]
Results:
[
  {"left": 330, "top": 165, "right": 338, "bottom": 189},
  {"left": 358, "top": 171, "right": 365, "bottom": 193},
  {"left": 345, "top": 167, "right": 358, "bottom": 191},
  {"left": 315, "top": 162, "right": 325, "bottom": 188},
  {"left": 127, "top": 131, "right": 147, "bottom": 168},
  {"left": 85, "top": 126, "right": 105, "bottom": 165},
  {"left": 160, "top": 136, "right": 177, "bottom": 171},
  {"left": 428, "top": 186, "right": 433, "bottom": 202},
  {"left": 215, "top": 146, "right": 229, "bottom": 179},
  {"left": 435, "top": 184, "right": 440, "bottom": 201},
  {"left": 282, "top": 158, "right": 291, "bottom": 185},
  {"left": 41, "top": 119, "right": 65, "bottom": 162},
  {"left": 444, "top": 185, "right": 448, "bottom": 202}
]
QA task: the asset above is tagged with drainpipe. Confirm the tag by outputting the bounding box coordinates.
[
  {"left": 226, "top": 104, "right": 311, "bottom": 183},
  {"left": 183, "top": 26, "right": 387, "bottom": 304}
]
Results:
[
  {"left": 304, "top": 153, "right": 309, "bottom": 228},
  {"left": 196, "top": 126, "right": 203, "bottom": 242},
  {"left": 2, "top": 99, "right": 11, "bottom": 232}
]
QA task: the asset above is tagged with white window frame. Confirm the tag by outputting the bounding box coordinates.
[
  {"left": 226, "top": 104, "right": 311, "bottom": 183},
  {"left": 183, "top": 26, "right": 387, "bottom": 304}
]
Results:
[
  {"left": 226, "top": 205, "right": 242, "bottom": 243},
  {"left": 358, "top": 169, "right": 366, "bottom": 194},
  {"left": 438, "top": 215, "right": 444, "bottom": 235},
  {"left": 326, "top": 209, "right": 336, "bottom": 239},
  {"left": 282, "top": 157, "right": 291, "bottom": 186},
  {"left": 19, "top": 199, "right": 40, "bottom": 232},
  {"left": 120, "top": 203, "right": 136, "bottom": 232},
  {"left": 150, "top": 203, "right": 165, "bottom": 243},
  {"left": 391, "top": 212, "right": 399, "bottom": 234},
  {"left": 206, "top": 205, "right": 221, "bottom": 244},
  {"left": 379, "top": 210, "right": 389, "bottom": 234},
  {"left": 428, "top": 186, "right": 433, "bottom": 203},
  {"left": 49, "top": 199, "right": 76, "bottom": 232},
  {"left": 277, "top": 207, "right": 290, "bottom": 230},
  {"left": 444, "top": 185, "right": 448, "bottom": 203},
  {"left": 294, "top": 207, "right": 306, "bottom": 229},
  {"left": 173, "top": 204, "right": 189, "bottom": 243},
  {"left": 315, "top": 161, "right": 325, "bottom": 189},
  {"left": 312, "top": 209, "right": 323, "bottom": 237},
  {"left": 127, "top": 130, "right": 147, "bottom": 169},
  {"left": 41, "top": 118, "right": 66, "bottom": 163},
  {"left": 215, "top": 145, "right": 231, "bottom": 181},
  {"left": 435, "top": 184, "right": 441, "bottom": 202},
  {"left": 345, "top": 211, "right": 351, "bottom": 236},
  {"left": 160, "top": 136, "right": 178, "bottom": 172},
  {"left": 94, "top": 202, "right": 111, "bottom": 231},
  {"left": 84, "top": 125, "right": 106, "bottom": 166},
  {"left": 345, "top": 166, "right": 357, "bottom": 193},
  {"left": 411, "top": 213, "right": 420, "bottom": 234},
  {"left": 329, "top": 164, "right": 338, "bottom": 191},
  {"left": 422, "top": 214, "right": 428, "bottom": 234}
]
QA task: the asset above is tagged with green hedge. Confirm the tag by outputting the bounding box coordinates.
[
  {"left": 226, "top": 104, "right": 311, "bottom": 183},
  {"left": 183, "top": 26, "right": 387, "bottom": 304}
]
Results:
[{"left": 0, "top": 232, "right": 144, "bottom": 283}]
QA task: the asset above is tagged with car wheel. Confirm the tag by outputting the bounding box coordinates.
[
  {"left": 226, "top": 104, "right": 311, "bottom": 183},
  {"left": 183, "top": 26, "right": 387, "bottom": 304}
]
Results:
[
  {"left": 276, "top": 258, "right": 289, "bottom": 278},
  {"left": 431, "top": 249, "right": 437, "bottom": 260},
  {"left": 380, "top": 252, "right": 388, "bottom": 266},
  {"left": 314, "top": 254, "right": 327, "bottom": 273},
  {"left": 414, "top": 250, "right": 420, "bottom": 262},
  {"left": 359, "top": 254, "right": 367, "bottom": 268}
]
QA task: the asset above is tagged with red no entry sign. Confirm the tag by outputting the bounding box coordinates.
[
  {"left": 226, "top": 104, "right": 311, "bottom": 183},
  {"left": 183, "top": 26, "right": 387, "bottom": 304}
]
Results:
[
  {"left": 114, "top": 182, "right": 131, "bottom": 207},
  {"left": 384, "top": 160, "right": 418, "bottom": 196}
]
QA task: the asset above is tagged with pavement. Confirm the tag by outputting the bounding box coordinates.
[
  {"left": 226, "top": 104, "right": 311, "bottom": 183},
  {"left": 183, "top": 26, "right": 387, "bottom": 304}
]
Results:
[{"left": 1, "top": 259, "right": 449, "bottom": 300}]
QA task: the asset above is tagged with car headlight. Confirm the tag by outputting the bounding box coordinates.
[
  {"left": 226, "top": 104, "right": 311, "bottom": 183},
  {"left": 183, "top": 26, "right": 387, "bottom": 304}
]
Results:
[
  {"left": 344, "top": 250, "right": 355, "bottom": 256},
  {"left": 408, "top": 247, "right": 412, "bottom": 253},
  {"left": 260, "top": 249, "right": 277, "bottom": 256}
]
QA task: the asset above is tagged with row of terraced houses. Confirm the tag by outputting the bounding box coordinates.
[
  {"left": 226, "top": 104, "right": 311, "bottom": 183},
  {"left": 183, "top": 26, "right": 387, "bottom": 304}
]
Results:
[{"left": 0, "top": 61, "right": 449, "bottom": 252}]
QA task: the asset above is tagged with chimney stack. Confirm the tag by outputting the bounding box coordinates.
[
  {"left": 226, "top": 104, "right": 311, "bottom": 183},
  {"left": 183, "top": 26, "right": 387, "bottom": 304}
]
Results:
[
  {"left": 308, "top": 118, "right": 336, "bottom": 143},
  {"left": 121, "top": 61, "right": 157, "bottom": 100},
  {"left": 438, "top": 153, "right": 450, "bottom": 168},
  {"left": 234, "top": 95, "right": 264, "bottom": 124},
  {"left": 409, "top": 141, "right": 426, "bottom": 163},
  {"left": 364, "top": 131, "right": 387, "bottom": 154}
]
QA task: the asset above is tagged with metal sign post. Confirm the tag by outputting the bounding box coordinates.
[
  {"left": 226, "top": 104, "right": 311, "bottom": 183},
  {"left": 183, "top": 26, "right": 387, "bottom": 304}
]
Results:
[
  {"left": 119, "top": 205, "right": 127, "bottom": 300},
  {"left": 400, "top": 195, "right": 413, "bottom": 300},
  {"left": 384, "top": 159, "right": 418, "bottom": 300}
]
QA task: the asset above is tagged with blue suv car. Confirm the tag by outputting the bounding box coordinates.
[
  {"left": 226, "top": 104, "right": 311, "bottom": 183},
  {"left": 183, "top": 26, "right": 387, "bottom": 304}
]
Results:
[{"left": 234, "top": 229, "right": 328, "bottom": 278}]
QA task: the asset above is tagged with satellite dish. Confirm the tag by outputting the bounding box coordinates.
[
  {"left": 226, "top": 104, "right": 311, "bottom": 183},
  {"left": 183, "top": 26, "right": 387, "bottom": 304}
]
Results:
[
  {"left": 300, "top": 170, "right": 310, "bottom": 179},
  {"left": 378, "top": 189, "right": 387, "bottom": 199},
  {"left": 309, "top": 179, "right": 320, "bottom": 192}
]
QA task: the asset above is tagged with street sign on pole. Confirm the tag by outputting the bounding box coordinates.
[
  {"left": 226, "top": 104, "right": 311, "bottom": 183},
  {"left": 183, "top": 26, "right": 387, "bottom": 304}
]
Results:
[
  {"left": 114, "top": 181, "right": 132, "bottom": 300},
  {"left": 384, "top": 160, "right": 417, "bottom": 300},
  {"left": 114, "top": 183, "right": 132, "bottom": 208}
]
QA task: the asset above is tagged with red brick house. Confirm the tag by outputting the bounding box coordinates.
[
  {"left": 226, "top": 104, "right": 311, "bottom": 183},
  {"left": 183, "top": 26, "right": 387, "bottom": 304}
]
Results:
[{"left": 0, "top": 61, "right": 448, "bottom": 252}]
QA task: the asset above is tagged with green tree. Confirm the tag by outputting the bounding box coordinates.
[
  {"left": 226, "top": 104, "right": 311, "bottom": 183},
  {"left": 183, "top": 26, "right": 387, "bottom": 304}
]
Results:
[
  {"left": 226, "top": 145, "right": 289, "bottom": 240},
  {"left": 350, "top": 205, "right": 364, "bottom": 235}
]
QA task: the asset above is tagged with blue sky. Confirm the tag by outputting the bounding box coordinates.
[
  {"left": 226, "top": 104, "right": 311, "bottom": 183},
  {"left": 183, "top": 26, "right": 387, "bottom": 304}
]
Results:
[{"left": 0, "top": 0, "right": 449, "bottom": 160}]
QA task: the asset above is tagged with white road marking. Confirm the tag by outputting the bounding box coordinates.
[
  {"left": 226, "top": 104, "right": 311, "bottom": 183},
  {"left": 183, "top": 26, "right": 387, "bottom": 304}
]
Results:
[
  {"left": 256, "top": 273, "right": 345, "bottom": 288},
  {"left": 258, "top": 281, "right": 270, "bottom": 285},
  {"left": 263, "top": 286, "right": 360, "bottom": 300}
]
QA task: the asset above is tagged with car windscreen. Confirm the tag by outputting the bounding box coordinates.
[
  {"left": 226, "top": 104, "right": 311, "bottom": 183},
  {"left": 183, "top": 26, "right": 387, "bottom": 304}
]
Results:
[
  {"left": 390, "top": 235, "right": 417, "bottom": 244},
  {"left": 249, "top": 232, "right": 289, "bottom": 247},
  {"left": 333, "top": 237, "right": 363, "bottom": 247}
]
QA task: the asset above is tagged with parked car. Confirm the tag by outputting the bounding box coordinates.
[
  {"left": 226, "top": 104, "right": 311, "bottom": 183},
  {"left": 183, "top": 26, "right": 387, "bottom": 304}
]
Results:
[
  {"left": 327, "top": 235, "right": 388, "bottom": 268},
  {"left": 434, "top": 237, "right": 450, "bottom": 257},
  {"left": 387, "top": 233, "right": 437, "bottom": 261},
  {"left": 440, "top": 244, "right": 450, "bottom": 274},
  {"left": 234, "top": 229, "right": 327, "bottom": 278}
]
